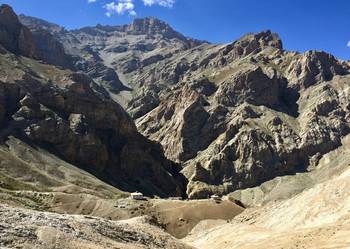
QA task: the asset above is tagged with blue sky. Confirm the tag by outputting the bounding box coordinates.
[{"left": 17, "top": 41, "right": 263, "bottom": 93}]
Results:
[{"left": 2, "top": 0, "right": 350, "bottom": 60}]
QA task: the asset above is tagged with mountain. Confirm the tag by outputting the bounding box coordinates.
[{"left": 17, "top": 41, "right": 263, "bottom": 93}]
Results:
[
  {"left": 19, "top": 14, "right": 130, "bottom": 94},
  {"left": 1, "top": 4, "right": 350, "bottom": 248},
  {"left": 0, "top": 4, "right": 185, "bottom": 198},
  {"left": 19, "top": 15, "right": 205, "bottom": 98},
  {"left": 0, "top": 4, "right": 38, "bottom": 58},
  {"left": 17, "top": 9, "right": 350, "bottom": 200},
  {"left": 135, "top": 32, "right": 350, "bottom": 198}
]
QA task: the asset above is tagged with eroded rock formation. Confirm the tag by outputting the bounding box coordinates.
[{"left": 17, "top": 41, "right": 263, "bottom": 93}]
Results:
[{"left": 0, "top": 5, "right": 185, "bottom": 198}]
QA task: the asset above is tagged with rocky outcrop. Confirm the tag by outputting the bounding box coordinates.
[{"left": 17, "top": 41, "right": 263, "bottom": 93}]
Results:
[
  {"left": 0, "top": 73, "right": 185, "bottom": 197},
  {"left": 19, "top": 14, "right": 72, "bottom": 69},
  {"left": 75, "top": 59, "right": 129, "bottom": 93},
  {"left": 127, "top": 84, "right": 163, "bottom": 119},
  {"left": 0, "top": 4, "right": 38, "bottom": 58},
  {"left": 0, "top": 77, "right": 183, "bottom": 197},
  {"left": 180, "top": 75, "right": 350, "bottom": 198},
  {"left": 0, "top": 204, "right": 193, "bottom": 249},
  {"left": 28, "top": 29, "right": 75, "bottom": 69},
  {"left": 19, "top": 14, "right": 64, "bottom": 33},
  {"left": 0, "top": 6, "right": 186, "bottom": 197},
  {"left": 126, "top": 17, "right": 204, "bottom": 48},
  {"left": 19, "top": 14, "right": 208, "bottom": 98},
  {"left": 137, "top": 86, "right": 215, "bottom": 163},
  {"left": 0, "top": 80, "right": 21, "bottom": 129},
  {"left": 214, "top": 65, "right": 287, "bottom": 109},
  {"left": 19, "top": 15, "right": 129, "bottom": 93},
  {"left": 286, "top": 50, "right": 349, "bottom": 88},
  {"left": 133, "top": 31, "right": 350, "bottom": 198},
  {"left": 221, "top": 30, "right": 282, "bottom": 59}
]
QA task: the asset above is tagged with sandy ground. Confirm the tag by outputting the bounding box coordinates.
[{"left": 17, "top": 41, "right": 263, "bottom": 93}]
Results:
[
  {"left": 0, "top": 137, "right": 245, "bottom": 245},
  {"left": 49, "top": 194, "right": 244, "bottom": 239},
  {"left": 184, "top": 167, "right": 350, "bottom": 249},
  {"left": 152, "top": 199, "right": 243, "bottom": 238},
  {"left": 0, "top": 204, "right": 194, "bottom": 249},
  {"left": 186, "top": 221, "right": 350, "bottom": 249}
]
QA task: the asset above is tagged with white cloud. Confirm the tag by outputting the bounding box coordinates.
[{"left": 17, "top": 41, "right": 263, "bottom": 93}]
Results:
[
  {"left": 101, "top": 0, "right": 176, "bottom": 17},
  {"left": 104, "top": 0, "right": 137, "bottom": 17},
  {"left": 347, "top": 41, "right": 350, "bottom": 48},
  {"left": 87, "top": 0, "right": 97, "bottom": 3},
  {"left": 129, "top": 10, "right": 137, "bottom": 16},
  {"left": 142, "top": 0, "right": 175, "bottom": 7}
]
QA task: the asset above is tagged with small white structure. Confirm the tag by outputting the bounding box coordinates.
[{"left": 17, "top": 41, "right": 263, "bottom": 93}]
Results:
[
  {"left": 168, "top": 197, "right": 183, "bottom": 201},
  {"left": 210, "top": 194, "right": 221, "bottom": 201},
  {"left": 222, "top": 195, "right": 229, "bottom": 201},
  {"left": 130, "top": 192, "right": 144, "bottom": 200}
]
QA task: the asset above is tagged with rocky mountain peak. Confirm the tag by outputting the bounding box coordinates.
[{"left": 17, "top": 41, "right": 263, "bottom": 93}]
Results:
[
  {"left": 229, "top": 30, "right": 282, "bottom": 50},
  {"left": 126, "top": 16, "right": 203, "bottom": 46},
  {"left": 220, "top": 30, "right": 283, "bottom": 60},
  {"left": 0, "top": 4, "right": 38, "bottom": 58},
  {"left": 19, "top": 14, "right": 64, "bottom": 33},
  {"left": 128, "top": 17, "right": 173, "bottom": 34},
  {"left": 249, "top": 30, "right": 283, "bottom": 49},
  {"left": 286, "top": 50, "right": 349, "bottom": 88},
  {"left": 0, "top": 4, "right": 18, "bottom": 26},
  {"left": 74, "top": 17, "right": 176, "bottom": 36}
]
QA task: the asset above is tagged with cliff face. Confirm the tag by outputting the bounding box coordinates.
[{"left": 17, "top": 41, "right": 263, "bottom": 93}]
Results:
[
  {"left": 132, "top": 31, "right": 350, "bottom": 198},
  {"left": 0, "top": 4, "right": 38, "bottom": 58},
  {"left": 19, "top": 15, "right": 129, "bottom": 94},
  {"left": 0, "top": 5, "right": 185, "bottom": 198},
  {"left": 19, "top": 15, "right": 206, "bottom": 98}
]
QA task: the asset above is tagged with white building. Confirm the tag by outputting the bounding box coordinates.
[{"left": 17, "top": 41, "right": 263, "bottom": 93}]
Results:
[
  {"left": 168, "top": 197, "right": 183, "bottom": 200},
  {"left": 210, "top": 194, "right": 221, "bottom": 201},
  {"left": 130, "top": 192, "right": 144, "bottom": 200}
]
